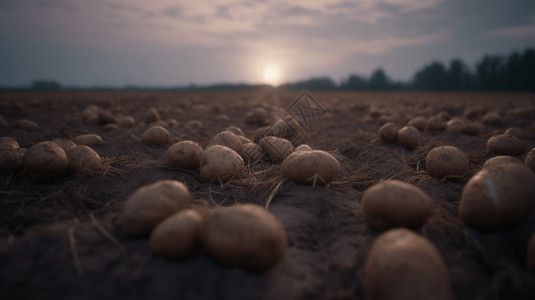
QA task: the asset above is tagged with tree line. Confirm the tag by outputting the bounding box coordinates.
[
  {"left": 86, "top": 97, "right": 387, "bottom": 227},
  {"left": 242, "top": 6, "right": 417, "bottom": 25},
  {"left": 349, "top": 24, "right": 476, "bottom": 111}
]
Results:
[{"left": 282, "top": 48, "right": 535, "bottom": 91}]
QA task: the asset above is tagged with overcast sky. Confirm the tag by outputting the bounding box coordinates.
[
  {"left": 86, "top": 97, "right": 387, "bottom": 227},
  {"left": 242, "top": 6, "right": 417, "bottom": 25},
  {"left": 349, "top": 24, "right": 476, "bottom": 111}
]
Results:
[{"left": 1, "top": 0, "right": 534, "bottom": 87}]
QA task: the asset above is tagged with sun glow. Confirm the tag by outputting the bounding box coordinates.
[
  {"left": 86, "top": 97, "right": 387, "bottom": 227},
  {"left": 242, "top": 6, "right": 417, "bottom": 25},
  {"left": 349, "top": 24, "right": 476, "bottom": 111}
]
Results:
[{"left": 263, "top": 65, "right": 280, "bottom": 86}]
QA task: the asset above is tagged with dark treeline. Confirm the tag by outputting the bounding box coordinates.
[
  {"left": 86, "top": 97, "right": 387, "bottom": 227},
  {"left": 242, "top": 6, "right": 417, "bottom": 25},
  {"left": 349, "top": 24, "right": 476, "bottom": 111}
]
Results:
[{"left": 2, "top": 48, "right": 533, "bottom": 91}]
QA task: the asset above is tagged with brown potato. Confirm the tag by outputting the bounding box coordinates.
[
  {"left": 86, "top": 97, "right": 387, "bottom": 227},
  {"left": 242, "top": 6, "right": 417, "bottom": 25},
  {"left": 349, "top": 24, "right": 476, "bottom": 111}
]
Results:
[
  {"left": 23, "top": 141, "right": 68, "bottom": 181},
  {"left": 224, "top": 125, "right": 244, "bottom": 137},
  {"left": 259, "top": 136, "right": 294, "bottom": 162},
  {"left": 145, "top": 107, "right": 161, "bottom": 124},
  {"left": 244, "top": 107, "right": 269, "bottom": 125},
  {"left": 528, "top": 232, "right": 535, "bottom": 270},
  {"left": 208, "top": 131, "right": 243, "bottom": 155},
  {"left": 98, "top": 110, "right": 117, "bottom": 125},
  {"left": 185, "top": 120, "right": 204, "bottom": 131},
  {"left": 482, "top": 111, "right": 503, "bottom": 126},
  {"left": 407, "top": 116, "right": 426, "bottom": 131},
  {"left": 426, "top": 115, "right": 446, "bottom": 131},
  {"left": 149, "top": 209, "right": 204, "bottom": 259},
  {"left": 483, "top": 156, "right": 522, "bottom": 168},
  {"left": 487, "top": 134, "right": 525, "bottom": 155},
  {"left": 0, "top": 115, "right": 7, "bottom": 127},
  {"left": 119, "top": 180, "right": 193, "bottom": 237},
  {"left": 459, "top": 163, "right": 535, "bottom": 228},
  {"left": 378, "top": 122, "right": 398, "bottom": 143},
  {"left": 365, "top": 228, "right": 453, "bottom": 300},
  {"left": 200, "top": 145, "right": 245, "bottom": 183},
  {"left": 202, "top": 204, "right": 287, "bottom": 271},
  {"left": 142, "top": 125, "right": 171, "bottom": 146},
  {"left": 52, "top": 137, "right": 76, "bottom": 153},
  {"left": 166, "top": 141, "right": 202, "bottom": 170},
  {"left": 241, "top": 142, "right": 266, "bottom": 162},
  {"left": 118, "top": 116, "right": 135, "bottom": 128},
  {"left": 281, "top": 150, "right": 339, "bottom": 185},
  {"left": 294, "top": 144, "right": 313, "bottom": 152},
  {"left": 68, "top": 145, "right": 101, "bottom": 173},
  {"left": 525, "top": 148, "right": 535, "bottom": 173},
  {"left": 426, "top": 146, "right": 469, "bottom": 178},
  {"left": 15, "top": 119, "right": 39, "bottom": 131},
  {"left": 445, "top": 119, "right": 464, "bottom": 134},
  {"left": 362, "top": 180, "right": 433, "bottom": 231},
  {"left": 397, "top": 126, "right": 420, "bottom": 149},
  {"left": 0, "top": 137, "right": 24, "bottom": 172},
  {"left": 73, "top": 134, "right": 104, "bottom": 146},
  {"left": 462, "top": 122, "right": 481, "bottom": 135},
  {"left": 504, "top": 127, "right": 522, "bottom": 138}
]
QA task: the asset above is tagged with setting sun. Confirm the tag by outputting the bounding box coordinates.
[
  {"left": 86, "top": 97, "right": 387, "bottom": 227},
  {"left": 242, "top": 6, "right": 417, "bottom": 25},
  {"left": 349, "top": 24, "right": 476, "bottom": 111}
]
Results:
[{"left": 263, "top": 65, "right": 280, "bottom": 86}]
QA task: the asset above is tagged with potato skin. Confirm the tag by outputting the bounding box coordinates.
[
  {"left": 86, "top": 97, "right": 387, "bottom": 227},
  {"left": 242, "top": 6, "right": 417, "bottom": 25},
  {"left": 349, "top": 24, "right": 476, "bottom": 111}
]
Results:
[
  {"left": 208, "top": 131, "right": 243, "bottom": 155},
  {"left": 241, "top": 142, "right": 266, "bottom": 162},
  {"left": 459, "top": 164, "right": 535, "bottom": 228},
  {"left": 487, "top": 134, "right": 525, "bottom": 156},
  {"left": 149, "top": 209, "right": 204, "bottom": 259},
  {"left": 119, "top": 180, "right": 193, "bottom": 237},
  {"left": 68, "top": 145, "right": 101, "bottom": 173},
  {"left": 379, "top": 122, "right": 398, "bottom": 143},
  {"left": 166, "top": 141, "right": 202, "bottom": 170},
  {"left": 0, "top": 137, "right": 24, "bottom": 172},
  {"left": 142, "top": 126, "right": 170, "bottom": 146},
  {"left": 202, "top": 204, "right": 287, "bottom": 271},
  {"left": 73, "top": 134, "right": 103, "bottom": 146},
  {"left": 23, "top": 141, "right": 68, "bottom": 182},
  {"left": 407, "top": 116, "right": 426, "bottom": 131},
  {"left": 397, "top": 126, "right": 420, "bottom": 149},
  {"left": 426, "top": 146, "right": 468, "bottom": 178},
  {"left": 200, "top": 145, "right": 245, "bottom": 183},
  {"left": 483, "top": 156, "right": 522, "bottom": 169},
  {"left": 362, "top": 180, "right": 432, "bottom": 231},
  {"left": 259, "top": 136, "right": 294, "bottom": 162},
  {"left": 524, "top": 148, "right": 535, "bottom": 173},
  {"left": 281, "top": 150, "right": 340, "bottom": 185},
  {"left": 365, "top": 228, "right": 453, "bottom": 300}
]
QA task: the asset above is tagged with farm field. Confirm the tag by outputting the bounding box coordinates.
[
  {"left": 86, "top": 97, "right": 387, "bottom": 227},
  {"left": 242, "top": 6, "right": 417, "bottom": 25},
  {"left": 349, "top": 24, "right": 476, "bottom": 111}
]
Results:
[{"left": 1, "top": 90, "right": 535, "bottom": 299}]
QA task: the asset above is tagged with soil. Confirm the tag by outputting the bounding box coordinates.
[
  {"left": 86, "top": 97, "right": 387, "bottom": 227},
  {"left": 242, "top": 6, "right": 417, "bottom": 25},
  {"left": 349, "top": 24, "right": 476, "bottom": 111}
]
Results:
[{"left": 1, "top": 90, "right": 535, "bottom": 300}]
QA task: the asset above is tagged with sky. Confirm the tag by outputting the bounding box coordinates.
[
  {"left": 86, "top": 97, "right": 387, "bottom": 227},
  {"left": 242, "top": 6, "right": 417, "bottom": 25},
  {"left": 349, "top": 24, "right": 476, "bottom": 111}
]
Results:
[{"left": 1, "top": 0, "right": 534, "bottom": 87}]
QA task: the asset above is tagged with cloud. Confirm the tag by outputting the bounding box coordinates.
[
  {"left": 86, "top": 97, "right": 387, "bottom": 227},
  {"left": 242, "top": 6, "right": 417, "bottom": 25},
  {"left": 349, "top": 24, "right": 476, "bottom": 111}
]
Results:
[{"left": 484, "top": 23, "right": 535, "bottom": 39}]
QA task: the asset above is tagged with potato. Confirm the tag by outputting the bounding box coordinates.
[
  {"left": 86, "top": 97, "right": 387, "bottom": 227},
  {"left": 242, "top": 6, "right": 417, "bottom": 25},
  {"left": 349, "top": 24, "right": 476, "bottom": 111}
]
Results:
[
  {"left": 528, "top": 232, "right": 535, "bottom": 270},
  {"left": 145, "top": 107, "right": 161, "bottom": 124},
  {"left": 0, "top": 137, "right": 24, "bottom": 172},
  {"left": 224, "top": 125, "right": 244, "bottom": 137},
  {"left": 149, "top": 209, "right": 204, "bottom": 259},
  {"left": 487, "top": 134, "right": 525, "bottom": 155},
  {"left": 397, "top": 126, "right": 420, "bottom": 149},
  {"left": 258, "top": 136, "right": 293, "bottom": 162},
  {"left": 378, "top": 122, "right": 398, "bottom": 143},
  {"left": 407, "top": 116, "right": 426, "bottom": 131},
  {"left": 482, "top": 111, "right": 503, "bottom": 126},
  {"left": 200, "top": 145, "right": 245, "bottom": 183},
  {"left": 68, "top": 145, "right": 101, "bottom": 173},
  {"left": 52, "top": 137, "right": 76, "bottom": 153},
  {"left": 241, "top": 142, "right": 266, "bottom": 162},
  {"left": 98, "top": 110, "right": 117, "bottom": 125},
  {"left": 118, "top": 116, "right": 135, "bottom": 128},
  {"left": 295, "top": 144, "right": 313, "bottom": 152},
  {"left": 462, "top": 122, "right": 481, "bottom": 135},
  {"left": 426, "top": 146, "right": 469, "bottom": 178},
  {"left": 426, "top": 115, "right": 446, "bottom": 131},
  {"left": 365, "top": 228, "right": 453, "bottom": 300},
  {"left": 202, "top": 204, "right": 287, "bottom": 271},
  {"left": 253, "top": 126, "right": 271, "bottom": 142},
  {"left": 73, "top": 133, "right": 104, "bottom": 146},
  {"left": 166, "top": 141, "right": 202, "bottom": 170},
  {"left": 23, "top": 141, "right": 68, "bottom": 182},
  {"left": 483, "top": 156, "right": 522, "bottom": 168},
  {"left": 15, "top": 119, "right": 39, "bottom": 131},
  {"left": 504, "top": 127, "right": 522, "bottom": 138},
  {"left": 525, "top": 148, "right": 535, "bottom": 173},
  {"left": 142, "top": 125, "right": 171, "bottom": 146},
  {"left": 459, "top": 163, "right": 535, "bottom": 228},
  {"left": 208, "top": 131, "right": 243, "bottom": 155},
  {"left": 244, "top": 107, "right": 269, "bottom": 125},
  {"left": 445, "top": 119, "right": 464, "bottom": 134},
  {"left": 362, "top": 180, "right": 432, "bottom": 231},
  {"left": 119, "top": 180, "right": 192, "bottom": 237},
  {"left": 185, "top": 120, "right": 204, "bottom": 130},
  {"left": 0, "top": 115, "right": 7, "bottom": 127},
  {"left": 281, "top": 150, "right": 339, "bottom": 185}
]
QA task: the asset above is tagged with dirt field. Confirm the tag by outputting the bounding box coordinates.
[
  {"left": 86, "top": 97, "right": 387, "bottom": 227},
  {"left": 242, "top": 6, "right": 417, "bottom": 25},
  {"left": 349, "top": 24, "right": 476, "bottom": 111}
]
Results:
[{"left": 1, "top": 90, "right": 535, "bottom": 299}]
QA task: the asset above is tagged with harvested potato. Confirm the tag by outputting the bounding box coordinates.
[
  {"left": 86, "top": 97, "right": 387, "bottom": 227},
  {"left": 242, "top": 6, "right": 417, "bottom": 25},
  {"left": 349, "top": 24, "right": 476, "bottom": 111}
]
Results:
[
  {"left": 241, "top": 142, "right": 266, "bottom": 162},
  {"left": 445, "top": 119, "right": 464, "bottom": 134},
  {"left": 259, "top": 136, "right": 293, "bottom": 162},
  {"left": 52, "top": 137, "right": 76, "bottom": 153},
  {"left": 149, "top": 209, "right": 204, "bottom": 259},
  {"left": 426, "top": 146, "right": 469, "bottom": 178},
  {"left": 0, "top": 137, "right": 24, "bottom": 172},
  {"left": 482, "top": 111, "right": 503, "bottom": 126},
  {"left": 487, "top": 134, "right": 525, "bottom": 155},
  {"left": 166, "top": 141, "right": 202, "bottom": 170},
  {"left": 145, "top": 107, "right": 161, "bottom": 124},
  {"left": 529, "top": 232, "right": 535, "bottom": 270},
  {"left": 365, "top": 228, "right": 453, "bottom": 300},
  {"left": 0, "top": 115, "right": 7, "bottom": 127},
  {"left": 119, "top": 180, "right": 193, "bottom": 237},
  {"left": 504, "top": 127, "right": 522, "bottom": 138},
  {"left": 74, "top": 134, "right": 104, "bottom": 146},
  {"left": 281, "top": 150, "right": 339, "bottom": 185},
  {"left": 208, "top": 131, "right": 243, "bottom": 155},
  {"left": 362, "top": 180, "right": 432, "bottom": 231},
  {"left": 142, "top": 125, "right": 171, "bottom": 146},
  {"left": 15, "top": 119, "right": 39, "bottom": 131},
  {"left": 23, "top": 141, "right": 68, "bottom": 181},
  {"left": 118, "top": 116, "right": 135, "bottom": 128},
  {"left": 525, "top": 148, "right": 535, "bottom": 173},
  {"left": 462, "top": 122, "right": 481, "bottom": 135},
  {"left": 244, "top": 107, "right": 269, "bottom": 125},
  {"left": 98, "top": 110, "right": 117, "bottom": 125},
  {"left": 225, "top": 125, "right": 244, "bottom": 137},
  {"left": 202, "top": 204, "right": 287, "bottom": 271},
  {"left": 295, "top": 144, "right": 313, "bottom": 152},
  {"left": 407, "top": 116, "right": 426, "bottom": 131},
  {"left": 378, "top": 122, "right": 398, "bottom": 143},
  {"left": 483, "top": 156, "right": 522, "bottom": 168},
  {"left": 185, "top": 120, "right": 204, "bottom": 131},
  {"left": 459, "top": 163, "right": 535, "bottom": 228},
  {"left": 397, "top": 126, "right": 420, "bottom": 149},
  {"left": 426, "top": 115, "right": 446, "bottom": 131},
  {"left": 68, "top": 145, "right": 101, "bottom": 173},
  {"left": 253, "top": 126, "right": 272, "bottom": 142},
  {"left": 200, "top": 145, "right": 245, "bottom": 183}
]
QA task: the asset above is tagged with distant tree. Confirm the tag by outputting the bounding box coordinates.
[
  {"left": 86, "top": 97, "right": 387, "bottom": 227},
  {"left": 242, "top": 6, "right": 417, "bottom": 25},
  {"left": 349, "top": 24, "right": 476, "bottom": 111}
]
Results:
[
  {"left": 448, "top": 59, "right": 476, "bottom": 90},
  {"left": 476, "top": 55, "right": 506, "bottom": 90},
  {"left": 368, "top": 68, "right": 392, "bottom": 90},
  {"left": 340, "top": 74, "right": 368, "bottom": 90},
  {"left": 412, "top": 61, "right": 449, "bottom": 90},
  {"left": 31, "top": 80, "right": 62, "bottom": 90},
  {"left": 283, "top": 77, "right": 337, "bottom": 90}
]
